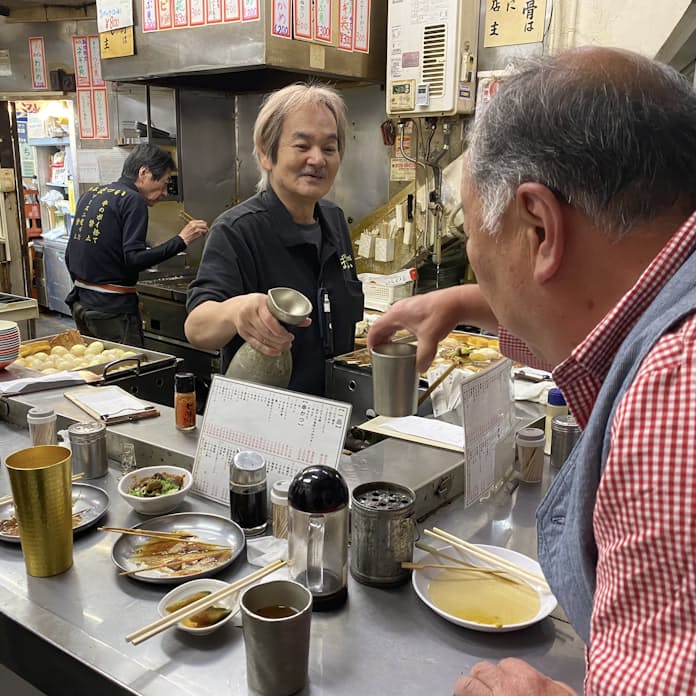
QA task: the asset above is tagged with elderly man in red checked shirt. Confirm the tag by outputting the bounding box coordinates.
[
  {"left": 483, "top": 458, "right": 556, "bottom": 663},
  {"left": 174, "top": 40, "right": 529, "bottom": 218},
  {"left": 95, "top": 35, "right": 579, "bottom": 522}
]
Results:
[{"left": 369, "top": 46, "right": 696, "bottom": 696}]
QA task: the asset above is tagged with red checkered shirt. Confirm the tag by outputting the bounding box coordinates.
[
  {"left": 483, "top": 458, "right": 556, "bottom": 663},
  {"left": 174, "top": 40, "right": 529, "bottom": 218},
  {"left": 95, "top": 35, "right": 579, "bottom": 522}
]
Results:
[{"left": 500, "top": 211, "right": 696, "bottom": 695}]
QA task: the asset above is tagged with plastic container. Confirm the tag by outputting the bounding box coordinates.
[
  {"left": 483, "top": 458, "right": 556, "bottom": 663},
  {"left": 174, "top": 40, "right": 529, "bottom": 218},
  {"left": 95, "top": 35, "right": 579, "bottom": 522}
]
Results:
[
  {"left": 515, "top": 427, "right": 545, "bottom": 483},
  {"left": 68, "top": 421, "right": 107, "bottom": 479},
  {"left": 27, "top": 406, "right": 57, "bottom": 447},
  {"left": 271, "top": 479, "right": 291, "bottom": 539},
  {"left": 550, "top": 415, "right": 582, "bottom": 470},
  {"left": 544, "top": 388, "right": 568, "bottom": 455}
]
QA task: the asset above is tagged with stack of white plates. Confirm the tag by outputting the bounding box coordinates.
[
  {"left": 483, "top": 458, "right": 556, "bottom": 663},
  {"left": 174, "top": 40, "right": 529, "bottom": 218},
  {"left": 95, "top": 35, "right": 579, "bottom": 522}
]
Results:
[{"left": 0, "top": 320, "right": 21, "bottom": 370}]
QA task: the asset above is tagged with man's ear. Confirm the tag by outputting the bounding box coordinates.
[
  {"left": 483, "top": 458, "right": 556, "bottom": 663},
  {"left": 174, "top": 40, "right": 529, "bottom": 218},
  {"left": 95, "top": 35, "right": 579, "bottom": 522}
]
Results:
[
  {"left": 258, "top": 147, "right": 272, "bottom": 172},
  {"left": 137, "top": 165, "right": 149, "bottom": 180},
  {"left": 516, "top": 183, "right": 565, "bottom": 283}
]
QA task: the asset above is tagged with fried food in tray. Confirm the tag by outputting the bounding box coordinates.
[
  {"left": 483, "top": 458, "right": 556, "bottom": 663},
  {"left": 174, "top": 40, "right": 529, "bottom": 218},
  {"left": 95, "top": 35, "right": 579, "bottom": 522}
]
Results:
[{"left": 336, "top": 332, "right": 503, "bottom": 373}]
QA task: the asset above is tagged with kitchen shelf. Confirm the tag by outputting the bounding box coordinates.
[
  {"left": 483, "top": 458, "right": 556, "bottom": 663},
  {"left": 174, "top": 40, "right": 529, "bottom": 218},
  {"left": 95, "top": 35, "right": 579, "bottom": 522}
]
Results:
[{"left": 27, "top": 137, "right": 71, "bottom": 147}]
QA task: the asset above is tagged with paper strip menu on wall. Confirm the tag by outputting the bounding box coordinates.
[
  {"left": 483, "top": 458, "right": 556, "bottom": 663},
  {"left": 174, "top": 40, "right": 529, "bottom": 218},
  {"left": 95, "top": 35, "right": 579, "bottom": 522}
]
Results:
[{"left": 192, "top": 376, "right": 352, "bottom": 505}]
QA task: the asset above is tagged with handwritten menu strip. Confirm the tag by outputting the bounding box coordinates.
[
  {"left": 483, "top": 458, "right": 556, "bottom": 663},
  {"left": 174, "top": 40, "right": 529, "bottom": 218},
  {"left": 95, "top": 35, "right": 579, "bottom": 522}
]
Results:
[
  {"left": 461, "top": 358, "right": 513, "bottom": 506},
  {"left": 192, "top": 376, "right": 352, "bottom": 504}
]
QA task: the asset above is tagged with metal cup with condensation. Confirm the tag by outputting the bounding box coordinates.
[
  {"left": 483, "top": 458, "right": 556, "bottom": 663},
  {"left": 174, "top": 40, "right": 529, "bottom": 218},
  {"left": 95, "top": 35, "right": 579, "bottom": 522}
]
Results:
[
  {"left": 5, "top": 445, "right": 73, "bottom": 577},
  {"left": 241, "top": 579, "right": 312, "bottom": 696},
  {"left": 370, "top": 343, "right": 419, "bottom": 417}
]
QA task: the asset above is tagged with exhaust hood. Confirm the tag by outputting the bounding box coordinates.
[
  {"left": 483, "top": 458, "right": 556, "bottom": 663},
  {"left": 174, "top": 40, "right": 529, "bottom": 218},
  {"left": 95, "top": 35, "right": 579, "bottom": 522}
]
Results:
[{"left": 100, "top": 1, "right": 386, "bottom": 90}]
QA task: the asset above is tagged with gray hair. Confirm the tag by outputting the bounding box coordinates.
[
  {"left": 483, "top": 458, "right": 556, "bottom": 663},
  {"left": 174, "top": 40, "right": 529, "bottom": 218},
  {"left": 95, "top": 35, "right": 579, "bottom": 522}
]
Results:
[
  {"left": 467, "top": 48, "right": 696, "bottom": 240},
  {"left": 253, "top": 82, "right": 348, "bottom": 192}
]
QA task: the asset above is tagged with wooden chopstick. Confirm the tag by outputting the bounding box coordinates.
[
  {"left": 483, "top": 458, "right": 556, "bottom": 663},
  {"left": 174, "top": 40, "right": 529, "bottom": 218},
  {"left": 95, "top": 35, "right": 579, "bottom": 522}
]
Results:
[
  {"left": 402, "top": 562, "right": 521, "bottom": 581},
  {"left": 179, "top": 210, "right": 194, "bottom": 223},
  {"left": 425, "top": 528, "right": 550, "bottom": 590},
  {"left": 126, "top": 559, "right": 286, "bottom": 645},
  {"left": 119, "top": 549, "right": 231, "bottom": 576},
  {"left": 418, "top": 362, "right": 458, "bottom": 406},
  {"left": 98, "top": 526, "right": 194, "bottom": 540},
  {"left": 0, "top": 472, "right": 85, "bottom": 507},
  {"left": 98, "top": 526, "right": 231, "bottom": 549}
]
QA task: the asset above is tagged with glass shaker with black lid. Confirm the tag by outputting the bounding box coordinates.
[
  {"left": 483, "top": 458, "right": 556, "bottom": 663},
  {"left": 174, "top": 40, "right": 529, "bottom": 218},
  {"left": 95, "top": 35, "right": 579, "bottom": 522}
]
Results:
[{"left": 288, "top": 465, "right": 349, "bottom": 611}]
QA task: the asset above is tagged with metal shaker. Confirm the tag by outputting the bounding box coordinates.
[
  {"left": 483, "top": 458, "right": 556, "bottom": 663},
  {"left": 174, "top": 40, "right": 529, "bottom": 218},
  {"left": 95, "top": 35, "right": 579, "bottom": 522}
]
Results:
[
  {"left": 67, "top": 421, "right": 107, "bottom": 479},
  {"left": 350, "top": 481, "right": 416, "bottom": 587},
  {"left": 550, "top": 415, "right": 582, "bottom": 469}
]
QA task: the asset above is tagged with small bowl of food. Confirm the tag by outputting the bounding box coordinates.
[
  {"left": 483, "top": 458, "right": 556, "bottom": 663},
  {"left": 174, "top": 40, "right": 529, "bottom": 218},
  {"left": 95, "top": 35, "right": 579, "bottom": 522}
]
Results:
[
  {"left": 157, "top": 578, "right": 239, "bottom": 636},
  {"left": 118, "top": 465, "right": 192, "bottom": 515}
]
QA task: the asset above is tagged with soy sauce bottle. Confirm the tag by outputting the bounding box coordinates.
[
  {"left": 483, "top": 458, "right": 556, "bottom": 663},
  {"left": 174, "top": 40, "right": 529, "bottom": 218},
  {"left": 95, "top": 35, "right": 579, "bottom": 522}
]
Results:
[{"left": 229, "top": 451, "right": 268, "bottom": 536}]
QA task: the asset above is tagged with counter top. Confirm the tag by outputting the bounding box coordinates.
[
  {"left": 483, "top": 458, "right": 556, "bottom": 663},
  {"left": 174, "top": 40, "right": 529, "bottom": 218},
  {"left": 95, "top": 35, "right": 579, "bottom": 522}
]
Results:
[{"left": 0, "top": 391, "right": 585, "bottom": 695}]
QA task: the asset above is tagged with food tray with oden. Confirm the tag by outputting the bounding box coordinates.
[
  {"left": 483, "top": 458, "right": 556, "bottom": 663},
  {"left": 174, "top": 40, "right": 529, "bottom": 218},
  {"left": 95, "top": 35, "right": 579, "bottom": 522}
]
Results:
[{"left": 12, "top": 329, "right": 177, "bottom": 383}]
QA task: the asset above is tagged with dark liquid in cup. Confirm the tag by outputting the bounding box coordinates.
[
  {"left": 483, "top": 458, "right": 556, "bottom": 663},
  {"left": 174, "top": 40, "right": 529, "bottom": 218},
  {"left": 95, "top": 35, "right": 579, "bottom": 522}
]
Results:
[
  {"left": 255, "top": 604, "right": 299, "bottom": 619},
  {"left": 229, "top": 487, "right": 267, "bottom": 534}
]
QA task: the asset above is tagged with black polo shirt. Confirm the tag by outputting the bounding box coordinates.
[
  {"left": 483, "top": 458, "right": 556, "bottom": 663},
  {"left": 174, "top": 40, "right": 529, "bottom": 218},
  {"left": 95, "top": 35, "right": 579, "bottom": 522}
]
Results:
[
  {"left": 186, "top": 186, "right": 364, "bottom": 396},
  {"left": 65, "top": 177, "right": 185, "bottom": 314}
]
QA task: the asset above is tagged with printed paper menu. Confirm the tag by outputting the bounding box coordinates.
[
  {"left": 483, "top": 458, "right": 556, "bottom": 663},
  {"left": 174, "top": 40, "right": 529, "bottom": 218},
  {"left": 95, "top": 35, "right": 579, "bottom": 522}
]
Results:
[{"left": 192, "top": 376, "right": 351, "bottom": 504}]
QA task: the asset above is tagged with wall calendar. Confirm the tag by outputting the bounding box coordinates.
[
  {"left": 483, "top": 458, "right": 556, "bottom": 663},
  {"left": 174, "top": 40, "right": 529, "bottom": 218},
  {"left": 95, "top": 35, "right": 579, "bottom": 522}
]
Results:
[{"left": 192, "top": 376, "right": 352, "bottom": 504}]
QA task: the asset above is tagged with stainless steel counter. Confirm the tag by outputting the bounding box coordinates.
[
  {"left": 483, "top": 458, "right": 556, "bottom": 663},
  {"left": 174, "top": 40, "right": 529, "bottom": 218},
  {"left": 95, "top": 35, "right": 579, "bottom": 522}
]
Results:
[{"left": 0, "top": 391, "right": 585, "bottom": 696}]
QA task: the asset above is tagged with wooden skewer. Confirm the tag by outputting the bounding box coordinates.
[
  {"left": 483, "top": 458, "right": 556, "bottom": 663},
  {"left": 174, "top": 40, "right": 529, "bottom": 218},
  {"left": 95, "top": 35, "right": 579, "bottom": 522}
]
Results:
[
  {"left": 126, "top": 559, "right": 286, "bottom": 645},
  {"left": 425, "top": 527, "right": 550, "bottom": 590},
  {"left": 418, "top": 362, "right": 458, "bottom": 406},
  {"left": 0, "top": 472, "right": 86, "bottom": 507},
  {"left": 119, "top": 549, "right": 232, "bottom": 577}
]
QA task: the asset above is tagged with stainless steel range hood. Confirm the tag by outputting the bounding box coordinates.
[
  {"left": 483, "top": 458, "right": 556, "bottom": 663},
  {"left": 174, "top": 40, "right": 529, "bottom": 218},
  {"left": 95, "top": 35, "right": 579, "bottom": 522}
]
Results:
[{"left": 100, "top": 1, "right": 386, "bottom": 89}]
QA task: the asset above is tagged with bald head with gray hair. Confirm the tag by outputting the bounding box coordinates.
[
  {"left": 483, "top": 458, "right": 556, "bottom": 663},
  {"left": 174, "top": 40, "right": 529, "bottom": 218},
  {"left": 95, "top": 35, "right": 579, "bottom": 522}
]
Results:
[
  {"left": 253, "top": 82, "right": 348, "bottom": 192},
  {"left": 466, "top": 47, "right": 696, "bottom": 240}
]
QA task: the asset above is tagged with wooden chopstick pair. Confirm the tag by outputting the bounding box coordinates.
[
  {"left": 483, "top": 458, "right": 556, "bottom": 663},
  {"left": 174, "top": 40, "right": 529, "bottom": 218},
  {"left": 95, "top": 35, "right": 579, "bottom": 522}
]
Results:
[
  {"left": 423, "top": 527, "right": 550, "bottom": 590},
  {"left": 126, "top": 559, "right": 286, "bottom": 645},
  {"left": 0, "top": 472, "right": 85, "bottom": 507},
  {"left": 178, "top": 210, "right": 194, "bottom": 223},
  {"left": 98, "top": 526, "right": 232, "bottom": 549}
]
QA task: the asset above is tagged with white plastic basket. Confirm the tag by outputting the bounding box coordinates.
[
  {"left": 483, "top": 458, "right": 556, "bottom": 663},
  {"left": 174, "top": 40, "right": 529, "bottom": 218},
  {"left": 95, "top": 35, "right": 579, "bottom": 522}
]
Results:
[{"left": 360, "top": 274, "right": 414, "bottom": 312}]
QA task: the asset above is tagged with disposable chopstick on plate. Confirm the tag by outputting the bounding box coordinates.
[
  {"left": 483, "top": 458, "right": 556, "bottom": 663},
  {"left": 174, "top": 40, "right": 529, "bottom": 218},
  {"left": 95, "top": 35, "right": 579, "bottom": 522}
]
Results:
[
  {"left": 425, "top": 528, "right": 550, "bottom": 590},
  {"left": 414, "top": 542, "right": 517, "bottom": 582},
  {"left": 97, "top": 526, "right": 224, "bottom": 545},
  {"left": 0, "top": 472, "right": 85, "bottom": 507},
  {"left": 126, "top": 559, "right": 286, "bottom": 645},
  {"left": 401, "top": 562, "right": 520, "bottom": 584}
]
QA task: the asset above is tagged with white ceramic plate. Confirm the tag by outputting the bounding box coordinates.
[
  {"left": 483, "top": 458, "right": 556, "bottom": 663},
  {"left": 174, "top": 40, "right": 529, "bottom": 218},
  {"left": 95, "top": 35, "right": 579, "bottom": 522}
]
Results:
[
  {"left": 0, "top": 483, "right": 109, "bottom": 543},
  {"left": 411, "top": 543, "right": 557, "bottom": 633}
]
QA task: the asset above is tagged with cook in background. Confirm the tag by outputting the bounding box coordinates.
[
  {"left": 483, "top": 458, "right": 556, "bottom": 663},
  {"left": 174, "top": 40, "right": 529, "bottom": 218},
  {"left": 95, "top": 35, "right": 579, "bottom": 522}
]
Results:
[
  {"left": 184, "top": 83, "right": 364, "bottom": 396},
  {"left": 65, "top": 144, "right": 207, "bottom": 346},
  {"left": 369, "top": 47, "right": 696, "bottom": 696}
]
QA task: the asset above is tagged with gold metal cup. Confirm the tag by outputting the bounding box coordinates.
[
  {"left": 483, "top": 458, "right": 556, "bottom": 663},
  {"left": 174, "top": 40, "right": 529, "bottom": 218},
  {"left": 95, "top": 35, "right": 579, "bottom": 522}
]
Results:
[{"left": 5, "top": 445, "right": 73, "bottom": 577}]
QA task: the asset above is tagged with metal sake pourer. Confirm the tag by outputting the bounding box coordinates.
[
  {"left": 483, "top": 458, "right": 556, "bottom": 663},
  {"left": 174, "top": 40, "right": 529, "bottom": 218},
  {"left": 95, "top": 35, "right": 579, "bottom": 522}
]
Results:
[{"left": 267, "top": 287, "right": 313, "bottom": 326}]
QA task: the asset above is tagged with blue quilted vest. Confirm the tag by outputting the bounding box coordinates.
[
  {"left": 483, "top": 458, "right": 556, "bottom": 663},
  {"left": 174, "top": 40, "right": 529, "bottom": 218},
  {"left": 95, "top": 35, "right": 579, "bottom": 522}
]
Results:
[{"left": 537, "top": 246, "right": 696, "bottom": 644}]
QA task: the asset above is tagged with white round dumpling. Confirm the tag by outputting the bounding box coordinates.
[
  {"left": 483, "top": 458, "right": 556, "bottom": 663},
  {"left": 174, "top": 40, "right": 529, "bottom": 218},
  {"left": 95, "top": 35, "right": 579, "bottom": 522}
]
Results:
[
  {"left": 70, "top": 344, "right": 87, "bottom": 357},
  {"left": 50, "top": 346, "right": 69, "bottom": 356},
  {"left": 85, "top": 341, "right": 105, "bottom": 356}
]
